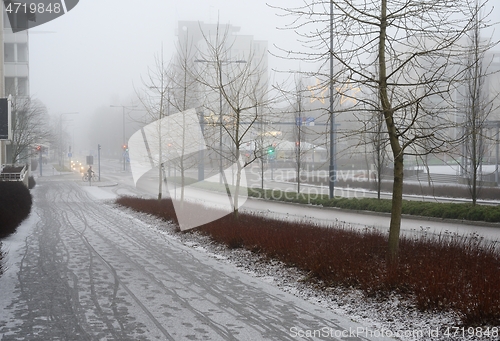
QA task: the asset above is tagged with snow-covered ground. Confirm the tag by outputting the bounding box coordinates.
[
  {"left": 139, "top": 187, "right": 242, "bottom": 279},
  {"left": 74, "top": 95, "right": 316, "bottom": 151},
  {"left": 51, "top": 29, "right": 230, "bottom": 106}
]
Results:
[
  {"left": 63, "top": 182, "right": 500, "bottom": 339},
  {"left": 415, "top": 164, "right": 498, "bottom": 176},
  {"left": 112, "top": 202, "right": 498, "bottom": 341},
  {"left": 1, "top": 178, "right": 498, "bottom": 340}
]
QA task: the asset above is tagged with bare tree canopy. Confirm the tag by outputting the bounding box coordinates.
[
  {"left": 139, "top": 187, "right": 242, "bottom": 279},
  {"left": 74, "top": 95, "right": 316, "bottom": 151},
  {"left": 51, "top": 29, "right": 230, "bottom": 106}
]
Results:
[
  {"left": 194, "top": 22, "right": 275, "bottom": 217},
  {"left": 8, "top": 96, "right": 51, "bottom": 165},
  {"left": 272, "top": 0, "right": 498, "bottom": 259}
]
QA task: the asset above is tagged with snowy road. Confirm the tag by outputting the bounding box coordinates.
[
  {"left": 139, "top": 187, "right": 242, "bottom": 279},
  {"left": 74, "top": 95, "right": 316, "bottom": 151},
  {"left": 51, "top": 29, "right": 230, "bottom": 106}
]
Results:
[{"left": 0, "top": 177, "right": 394, "bottom": 341}]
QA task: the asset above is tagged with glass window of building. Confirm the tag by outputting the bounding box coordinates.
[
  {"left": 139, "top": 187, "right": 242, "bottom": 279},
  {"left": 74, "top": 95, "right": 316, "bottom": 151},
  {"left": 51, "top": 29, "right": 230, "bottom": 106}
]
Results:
[
  {"left": 5, "top": 77, "right": 16, "bottom": 96},
  {"left": 4, "top": 43, "right": 15, "bottom": 62},
  {"left": 18, "top": 78, "right": 28, "bottom": 96},
  {"left": 17, "top": 44, "right": 28, "bottom": 62},
  {"left": 3, "top": 10, "right": 10, "bottom": 29}
]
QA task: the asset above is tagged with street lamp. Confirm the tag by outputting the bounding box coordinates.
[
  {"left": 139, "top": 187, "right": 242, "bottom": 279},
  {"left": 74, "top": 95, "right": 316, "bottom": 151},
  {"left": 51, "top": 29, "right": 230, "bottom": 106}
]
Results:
[
  {"left": 328, "top": 0, "right": 337, "bottom": 199},
  {"left": 59, "top": 112, "right": 78, "bottom": 168},
  {"left": 110, "top": 105, "right": 137, "bottom": 170},
  {"left": 194, "top": 58, "right": 246, "bottom": 183}
]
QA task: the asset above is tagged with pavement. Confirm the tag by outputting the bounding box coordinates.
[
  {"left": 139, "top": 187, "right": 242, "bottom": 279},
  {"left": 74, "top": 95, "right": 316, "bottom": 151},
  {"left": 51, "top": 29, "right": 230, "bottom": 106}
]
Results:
[{"left": 0, "top": 175, "right": 396, "bottom": 341}]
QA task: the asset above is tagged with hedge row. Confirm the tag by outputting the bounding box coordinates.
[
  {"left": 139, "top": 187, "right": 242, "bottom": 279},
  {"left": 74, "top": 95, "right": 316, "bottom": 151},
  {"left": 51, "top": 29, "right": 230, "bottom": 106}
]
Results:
[
  {"left": 247, "top": 188, "right": 500, "bottom": 223},
  {"left": 0, "top": 181, "right": 33, "bottom": 238}
]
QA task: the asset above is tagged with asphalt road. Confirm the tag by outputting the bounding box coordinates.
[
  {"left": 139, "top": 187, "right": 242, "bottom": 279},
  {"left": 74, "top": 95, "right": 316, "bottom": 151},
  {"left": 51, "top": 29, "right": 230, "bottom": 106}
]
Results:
[{"left": 0, "top": 176, "right": 393, "bottom": 341}]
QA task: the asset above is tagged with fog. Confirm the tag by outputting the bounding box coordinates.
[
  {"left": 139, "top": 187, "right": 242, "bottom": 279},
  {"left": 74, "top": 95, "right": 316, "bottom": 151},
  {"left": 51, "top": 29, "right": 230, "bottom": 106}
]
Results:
[
  {"left": 27, "top": 0, "right": 304, "bottom": 155},
  {"left": 27, "top": 0, "right": 500, "bottom": 157}
]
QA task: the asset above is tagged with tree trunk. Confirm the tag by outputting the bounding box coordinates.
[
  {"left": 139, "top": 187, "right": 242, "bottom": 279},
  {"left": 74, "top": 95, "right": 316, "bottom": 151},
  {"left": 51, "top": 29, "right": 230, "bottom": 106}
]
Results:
[
  {"left": 387, "top": 153, "right": 404, "bottom": 261},
  {"left": 379, "top": 0, "right": 403, "bottom": 261},
  {"left": 233, "top": 150, "right": 242, "bottom": 219}
]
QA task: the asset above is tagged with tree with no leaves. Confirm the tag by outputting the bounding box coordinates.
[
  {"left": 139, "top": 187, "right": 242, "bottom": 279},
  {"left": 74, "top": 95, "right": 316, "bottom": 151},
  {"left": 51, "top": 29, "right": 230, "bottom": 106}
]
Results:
[
  {"left": 8, "top": 96, "right": 51, "bottom": 165},
  {"left": 136, "top": 50, "right": 171, "bottom": 201},
  {"left": 460, "top": 0, "right": 499, "bottom": 206},
  {"left": 195, "top": 23, "right": 273, "bottom": 218},
  {"left": 272, "top": 0, "right": 495, "bottom": 260},
  {"left": 165, "top": 33, "right": 204, "bottom": 203}
]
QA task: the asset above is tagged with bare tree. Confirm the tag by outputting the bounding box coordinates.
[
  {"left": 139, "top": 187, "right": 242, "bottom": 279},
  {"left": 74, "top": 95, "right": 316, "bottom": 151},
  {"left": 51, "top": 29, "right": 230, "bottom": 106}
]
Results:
[
  {"left": 8, "top": 96, "right": 51, "bottom": 165},
  {"left": 460, "top": 0, "right": 498, "bottom": 205},
  {"left": 166, "top": 33, "right": 204, "bottom": 203},
  {"left": 136, "top": 51, "right": 171, "bottom": 201},
  {"left": 294, "top": 84, "right": 305, "bottom": 194},
  {"left": 195, "top": 23, "right": 272, "bottom": 217},
  {"left": 367, "top": 110, "right": 388, "bottom": 200},
  {"left": 273, "top": 0, "right": 495, "bottom": 260}
]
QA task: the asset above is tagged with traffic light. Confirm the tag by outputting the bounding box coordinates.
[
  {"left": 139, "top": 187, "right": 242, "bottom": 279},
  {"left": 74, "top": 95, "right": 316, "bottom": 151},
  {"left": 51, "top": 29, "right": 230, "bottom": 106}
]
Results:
[
  {"left": 123, "top": 144, "right": 128, "bottom": 152},
  {"left": 36, "top": 145, "right": 41, "bottom": 152},
  {"left": 267, "top": 145, "right": 276, "bottom": 159}
]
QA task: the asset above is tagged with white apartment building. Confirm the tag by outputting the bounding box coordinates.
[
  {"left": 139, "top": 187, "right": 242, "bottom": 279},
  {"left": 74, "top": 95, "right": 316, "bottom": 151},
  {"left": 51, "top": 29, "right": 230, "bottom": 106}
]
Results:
[{"left": 0, "top": 8, "right": 31, "bottom": 165}]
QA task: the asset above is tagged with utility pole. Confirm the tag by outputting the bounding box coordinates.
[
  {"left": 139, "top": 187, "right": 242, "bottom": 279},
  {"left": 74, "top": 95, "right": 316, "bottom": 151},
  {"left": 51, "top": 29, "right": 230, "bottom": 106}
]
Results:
[
  {"left": 328, "top": 0, "right": 336, "bottom": 199},
  {"left": 110, "top": 105, "right": 137, "bottom": 171},
  {"left": 98, "top": 144, "right": 101, "bottom": 181},
  {"left": 58, "top": 112, "right": 78, "bottom": 168}
]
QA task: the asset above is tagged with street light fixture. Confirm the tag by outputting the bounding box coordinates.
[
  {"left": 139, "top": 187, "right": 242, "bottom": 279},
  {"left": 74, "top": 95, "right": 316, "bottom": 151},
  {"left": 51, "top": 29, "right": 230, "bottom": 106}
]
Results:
[{"left": 110, "top": 105, "right": 138, "bottom": 170}]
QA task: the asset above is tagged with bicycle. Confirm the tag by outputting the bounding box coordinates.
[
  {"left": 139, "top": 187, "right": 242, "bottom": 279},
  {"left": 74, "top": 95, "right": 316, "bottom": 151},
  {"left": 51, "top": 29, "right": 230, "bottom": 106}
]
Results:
[{"left": 82, "top": 173, "right": 98, "bottom": 182}]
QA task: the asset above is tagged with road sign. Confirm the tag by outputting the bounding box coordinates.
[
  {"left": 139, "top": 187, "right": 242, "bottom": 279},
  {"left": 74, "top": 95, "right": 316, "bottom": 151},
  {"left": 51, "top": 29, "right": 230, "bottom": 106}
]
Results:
[{"left": 295, "top": 117, "right": 315, "bottom": 126}]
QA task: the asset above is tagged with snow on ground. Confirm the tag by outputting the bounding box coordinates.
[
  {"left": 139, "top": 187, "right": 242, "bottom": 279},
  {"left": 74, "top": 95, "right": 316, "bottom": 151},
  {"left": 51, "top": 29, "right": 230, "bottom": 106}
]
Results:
[
  {"left": 111, "top": 203, "right": 497, "bottom": 341},
  {"left": 417, "top": 164, "right": 498, "bottom": 175},
  {"left": 82, "top": 186, "right": 118, "bottom": 200},
  {"left": 0, "top": 213, "right": 40, "bottom": 333},
  {"left": 2, "top": 179, "right": 498, "bottom": 341}
]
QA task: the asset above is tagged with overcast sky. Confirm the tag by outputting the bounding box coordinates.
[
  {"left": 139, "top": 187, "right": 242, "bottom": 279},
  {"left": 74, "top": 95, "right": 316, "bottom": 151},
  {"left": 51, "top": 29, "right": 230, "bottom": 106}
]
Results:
[
  {"left": 27, "top": 0, "right": 500, "bottom": 152},
  {"left": 29, "top": 0, "right": 298, "bottom": 116}
]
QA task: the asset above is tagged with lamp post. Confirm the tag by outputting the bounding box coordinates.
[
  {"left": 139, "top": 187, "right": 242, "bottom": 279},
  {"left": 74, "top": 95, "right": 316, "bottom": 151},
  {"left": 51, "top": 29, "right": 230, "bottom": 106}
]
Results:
[
  {"left": 328, "top": 0, "right": 337, "bottom": 199},
  {"left": 110, "top": 105, "right": 137, "bottom": 170},
  {"left": 194, "top": 58, "right": 246, "bottom": 183},
  {"left": 59, "top": 112, "right": 78, "bottom": 168}
]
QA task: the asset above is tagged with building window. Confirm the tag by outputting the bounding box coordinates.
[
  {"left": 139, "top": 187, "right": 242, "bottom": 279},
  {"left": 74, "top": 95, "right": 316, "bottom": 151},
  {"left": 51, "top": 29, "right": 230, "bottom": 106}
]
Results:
[
  {"left": 3, "top": 10, "right": 9, "bottom": 29},
  {"left": 4, "top": 43, "right": 15, "bottom": 62},
  {"left": 5, "top": 77, "right": 16, "bottom": 96},
  {"left": 17, "top": 44, "right": 28, "bottom": 62},
  {"left": 18, "top": 78, "right": 28, "bottom": 96},
  {"left": 4, "top": 77, "right": 29, "bottom": 96}
]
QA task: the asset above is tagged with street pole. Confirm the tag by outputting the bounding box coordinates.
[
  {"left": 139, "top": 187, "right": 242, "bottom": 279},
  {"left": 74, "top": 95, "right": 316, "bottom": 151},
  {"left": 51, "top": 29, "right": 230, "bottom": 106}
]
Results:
[
  {"left": 328, "top": 0, "right": 336, "bottom": 199},
  {"left": 199, "top": 111, "right": 205, "bottom": 181},
  {"left": 59, "top": 112, "right": 78, "bottom": 169},
  {"left": 98, "top": 144, "right": 101, "bottom": 181},
  {"left": 110, "top": 105, "right": 137, "bottom": 171},
  {"left": 122, "top": 106, "right": 125, "bottom": 170},
  {"left": 496, "top": 123, "right": 499, "bottom": 185},
  {"left": 219, "top": 62, "right": 223, "bottom": 183}
]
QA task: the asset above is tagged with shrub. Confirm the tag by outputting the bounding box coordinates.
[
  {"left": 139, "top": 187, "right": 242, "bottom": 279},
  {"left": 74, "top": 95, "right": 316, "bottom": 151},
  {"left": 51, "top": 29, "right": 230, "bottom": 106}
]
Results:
[{"left": 0, "top": 181, "right": 32, "bottom": 238}]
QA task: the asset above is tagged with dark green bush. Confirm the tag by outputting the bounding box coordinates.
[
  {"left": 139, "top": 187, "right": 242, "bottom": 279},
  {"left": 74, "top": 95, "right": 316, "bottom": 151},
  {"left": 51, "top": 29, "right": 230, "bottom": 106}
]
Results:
[
  {"left": 247, "top": 187, "right": 500, "bottom": 223},
  {"left": 0, "top": 181, "right": 32, "bottom": 238}
]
